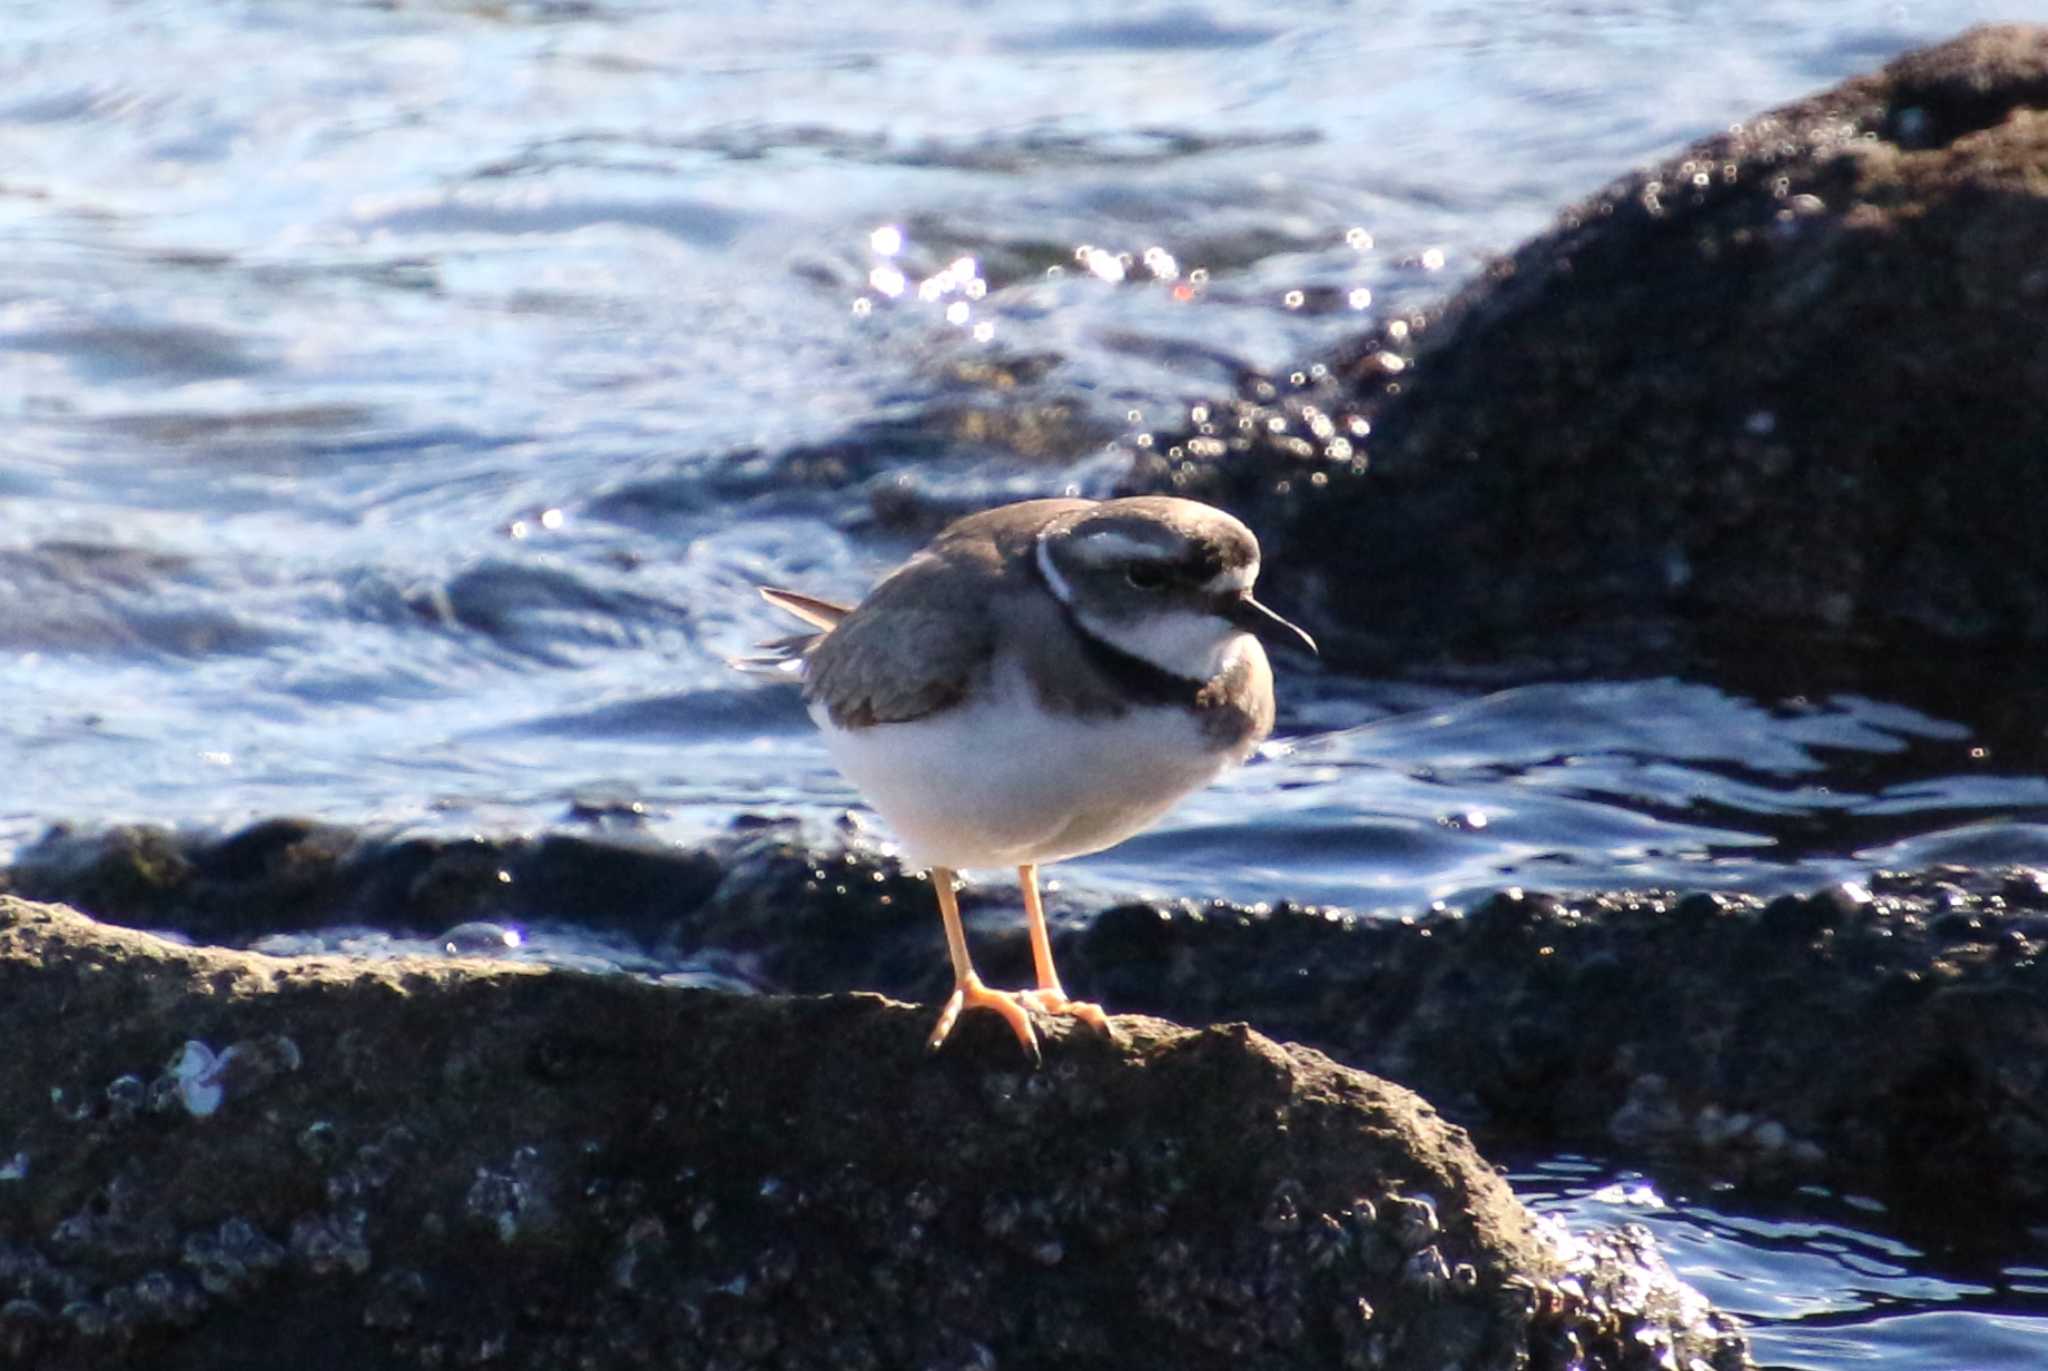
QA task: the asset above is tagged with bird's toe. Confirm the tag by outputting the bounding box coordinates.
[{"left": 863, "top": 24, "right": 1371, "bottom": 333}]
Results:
[
  {"left": 1021, "top": 987, "right": 1115, "bottom": 1037},
  {"left": 928, "top": 975, "right": 1043, "bottom": 1066}
]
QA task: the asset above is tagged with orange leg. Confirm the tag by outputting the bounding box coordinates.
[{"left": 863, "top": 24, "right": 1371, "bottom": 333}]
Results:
[
  {"left": 1015, "top": 863, "right": 1113, "bottom": 1036},
  {"left": 925, "top": 867, "right": 1041, "bottom": 1066}
]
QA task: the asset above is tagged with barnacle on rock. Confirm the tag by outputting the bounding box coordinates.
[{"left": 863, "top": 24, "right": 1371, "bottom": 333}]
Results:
[
  {"left": 182, "top": 1216, "right": 286, "bottom": 1298},
  {"left": 1403, "top": 1244, "right": 1451, "bottom": 1296},
  {"left": 363, "top": 1268, "right": 427, "bottom": 1331},
  {"left": 290, "top": 1210, "right": 371, "bottom": 1277},
  {"left": 1386, "top": 1192, "right": 1441, "bottom": 1252},
  {"left": 1261, "top": 1177, "right": 1307, "bottom": 1235},
  {"left": 164, "top": 1036, "right": 301, "bottom": 1118},
  {"left": 296, "top": 1120, "right": 339, "bottom": 1164},
  {"left": 103, "top": 1075, "right": 145, "bottom": 1123}
]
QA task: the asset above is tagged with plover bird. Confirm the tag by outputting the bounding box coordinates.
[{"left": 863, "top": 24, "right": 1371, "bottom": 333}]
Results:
[{"left": 759, "top": 496, "right": 1313, "bottom": 1063}]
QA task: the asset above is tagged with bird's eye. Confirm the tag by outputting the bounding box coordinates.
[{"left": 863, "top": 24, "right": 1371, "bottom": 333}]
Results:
[{"left": 1124, "top": 564, "right": 1169, "bottom": 591}]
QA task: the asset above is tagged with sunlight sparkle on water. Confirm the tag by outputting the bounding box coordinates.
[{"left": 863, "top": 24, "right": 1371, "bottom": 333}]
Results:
[
  {"left": 1077, "top": 245, "right": 1126, "bottom": 283},
  {"left": 869, "top": 225, "right": 902, "bottom": 256},
  {"left": 935, "top": 256, "right": 982, "bottom": 295},
  {"left": 1590, "top": 1182, "right": 1666, "bottom": 1209}
]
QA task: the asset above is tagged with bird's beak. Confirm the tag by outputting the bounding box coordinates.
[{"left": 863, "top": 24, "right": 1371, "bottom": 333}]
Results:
[{"left": 1227, "top": 593, "right": 1318, "bottom": 655}]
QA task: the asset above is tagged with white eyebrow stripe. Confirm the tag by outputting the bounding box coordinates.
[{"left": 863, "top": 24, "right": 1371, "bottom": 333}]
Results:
[
  {"left": 1035, "top": 530, "right": 1077, "bottom": 605},
  {"left": 1204, "top": 564, "right": 1255, "bottom": 594},
  {"left": 1071, "top": 529, "right": 1170, "bottom": 565}
]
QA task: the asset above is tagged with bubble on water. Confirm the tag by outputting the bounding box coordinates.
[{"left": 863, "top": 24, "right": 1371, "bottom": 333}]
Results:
[{"left": 441, "top": 921, "right": 522, "bottom": 956}]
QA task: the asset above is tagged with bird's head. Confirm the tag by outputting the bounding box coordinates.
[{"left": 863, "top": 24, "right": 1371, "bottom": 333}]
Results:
[{"left": 1035, "top": 497, "right": 1315, "bottom": 681}]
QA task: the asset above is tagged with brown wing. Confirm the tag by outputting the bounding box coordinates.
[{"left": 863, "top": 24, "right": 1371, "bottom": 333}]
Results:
[
  {"left": 773, "top": 499, "right": 1098, "bottom": 727},
  {"left": 800, "top": 548, "right": 1002, "bottom": 728}
]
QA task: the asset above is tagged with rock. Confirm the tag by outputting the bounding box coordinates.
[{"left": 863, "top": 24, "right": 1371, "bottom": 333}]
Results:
[
  {"left": 16, "top": 818, "right": 2048, "bottom": 1235},
  {"left": 1067, "top": 869, "right": 2048, "bottom": 1239},
  {"left": 0, "top": 897, "right": 1746, "bottom": 1370},
  {"left": 1127, "top": 25, "right": 2048, "bottom": 679},
  {"left": 4, "top": 820, "right": 723, "bottom": 946}
]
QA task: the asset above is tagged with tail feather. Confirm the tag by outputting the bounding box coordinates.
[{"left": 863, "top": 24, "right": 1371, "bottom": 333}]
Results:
[
  {"left": 731, "top": 586, "right": 848, "bottom": 681},
  {"left": 759, "top": 586, "right": 850, "bottom": 631},
  {"left": 728, "top": 631, "right": 816, "bottom": 681}
]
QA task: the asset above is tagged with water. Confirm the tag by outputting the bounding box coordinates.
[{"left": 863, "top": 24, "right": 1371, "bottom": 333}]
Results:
[
  {"left": 1515, "top": 1157, "right": 2048, "bottom": 1370},
  {"left": 5, "top": 2, "right": 2047, "bottom": 1364}
]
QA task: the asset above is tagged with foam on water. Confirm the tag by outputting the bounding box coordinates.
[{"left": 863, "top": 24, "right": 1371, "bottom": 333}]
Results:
[{"left": 1516, "top": 1155, "right": 2048, "bottom": 1371}]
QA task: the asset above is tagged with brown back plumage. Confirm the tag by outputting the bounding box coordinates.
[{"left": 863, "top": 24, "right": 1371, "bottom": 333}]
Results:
[{"left": 786, "top": 502, "right": 1086, "bottom": 727}]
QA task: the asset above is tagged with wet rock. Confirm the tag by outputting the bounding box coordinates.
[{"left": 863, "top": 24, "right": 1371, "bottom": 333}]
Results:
[
  {"left": 1069, "top": 865, "right": 2048, "bottom": 1238},
  {"left": 6, "top": 824, "right": 201, "bottom": 925},
  {"left": 15, "top": 818, "right": 2048, "bottom": 1236},
  {"left": 4, "top": 819, "right": 720, "bottom": 945},
  {"left": 0, "top": 896, "right": 1745, "bottom": 1371},
  {"left": 668, "top": 839, "right": 2048, "bottom": 1238},
  {"left": 1127, "top": 25, "right": 2048, "bottom": 679}
]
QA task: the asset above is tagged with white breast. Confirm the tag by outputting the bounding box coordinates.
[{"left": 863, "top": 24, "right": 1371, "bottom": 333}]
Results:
[{"left": 811, "top": 655, "right": 1254, "bottom": 871}]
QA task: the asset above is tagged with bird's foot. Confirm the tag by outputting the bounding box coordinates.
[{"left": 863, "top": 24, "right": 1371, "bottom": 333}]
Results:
[
  {"left": 928, "top": 973, "right": 1042, "bottom": 1066},
  {"left": 1021, "top": 985, "right": 1114, "bottom": 1038}
]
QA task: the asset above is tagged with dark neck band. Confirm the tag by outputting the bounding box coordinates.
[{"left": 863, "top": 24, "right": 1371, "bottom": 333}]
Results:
[{"left": 1033, "top": 547, "right": 1208, "bottom": 708}]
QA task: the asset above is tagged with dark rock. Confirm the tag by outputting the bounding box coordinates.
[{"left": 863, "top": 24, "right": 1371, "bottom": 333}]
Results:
[
  {"left": 4, "top": 824, "right": 198, "bottom": 924},
  {"left": 15, "top": 819, "right": 2048, "bottom": 1236},
  {"left": 1757, "top": 892, "right": 1823, "bottom": 941},
  {"left": 521, "top": 833, "right": 721, "bottom": 925},
  {"left": 0, "top": 898, "right": 1746, "bottom": 1371},
  {"left": 1062, "top": 867, "right": 2048, "bottom": 1239},
  {"left": 1126, "top": 25, "right": 2048, "bottom": 679},
  {"left": 5, "top": 818, "right": 721, "bottom": 946}
]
